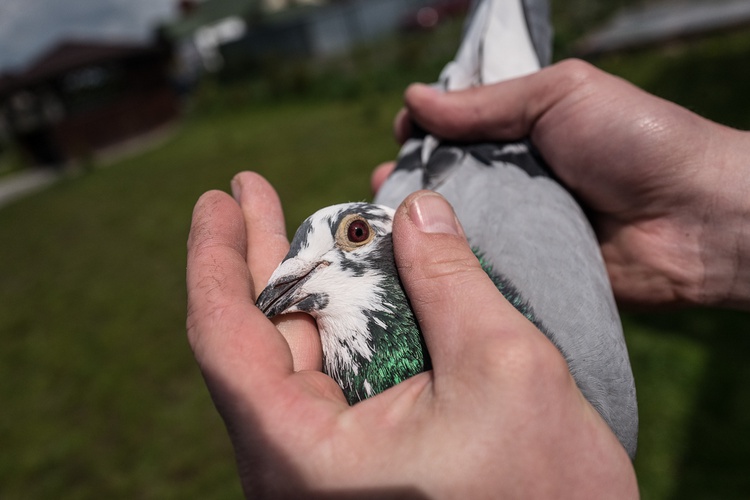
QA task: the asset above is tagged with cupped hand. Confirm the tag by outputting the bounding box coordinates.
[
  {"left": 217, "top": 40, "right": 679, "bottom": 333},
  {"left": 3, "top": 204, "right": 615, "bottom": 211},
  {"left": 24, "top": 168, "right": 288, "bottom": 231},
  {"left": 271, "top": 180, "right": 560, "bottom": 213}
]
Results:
[
  {"left": 186, "top": 172, "right": 636, "bottom": 498},
  {"left": 390, "top": 59, "right": 750, "bottom": 310}
]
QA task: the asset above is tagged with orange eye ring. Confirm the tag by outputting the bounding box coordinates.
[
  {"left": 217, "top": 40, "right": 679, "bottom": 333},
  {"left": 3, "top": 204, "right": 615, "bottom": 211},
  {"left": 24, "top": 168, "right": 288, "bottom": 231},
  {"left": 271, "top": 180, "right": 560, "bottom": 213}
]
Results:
[{"left": 336, "top": 214, "right": 375, "bottom": 251}]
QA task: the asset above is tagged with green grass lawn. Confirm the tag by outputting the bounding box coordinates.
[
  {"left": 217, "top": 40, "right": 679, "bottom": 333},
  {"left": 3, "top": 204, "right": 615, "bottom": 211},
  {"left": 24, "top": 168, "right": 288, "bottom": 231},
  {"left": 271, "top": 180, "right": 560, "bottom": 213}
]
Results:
[
  {"left": 1, "top": 19, "right": 749, "bottom": 500},
  {"left": 0, "top": 96, "right": 402, "bottom": 499}
]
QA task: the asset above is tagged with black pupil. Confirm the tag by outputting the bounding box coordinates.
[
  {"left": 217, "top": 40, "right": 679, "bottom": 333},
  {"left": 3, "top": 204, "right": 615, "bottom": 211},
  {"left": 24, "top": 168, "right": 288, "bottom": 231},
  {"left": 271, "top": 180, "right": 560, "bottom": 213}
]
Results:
[{"left": 348, "top": 220, "right": 369, "bottom": 243}]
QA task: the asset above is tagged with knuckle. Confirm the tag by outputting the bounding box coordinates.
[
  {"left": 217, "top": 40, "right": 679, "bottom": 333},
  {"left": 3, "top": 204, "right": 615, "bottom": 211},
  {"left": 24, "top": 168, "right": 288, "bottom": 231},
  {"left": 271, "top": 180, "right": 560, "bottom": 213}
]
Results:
[
  {"left": 397, "top": 244, "right": 487, "bottom": 316},
  {"left": 554, "top": 58, "right": 599, "bottom": 88},
  {"left": 423, "top": 250, "right": 482, "bottom": 281},
  {"left": 547, "top": 59, "right": 608, "bottom": 107},
  {"left": 403, "top": 247, "right": 482, "bottom": 288}
]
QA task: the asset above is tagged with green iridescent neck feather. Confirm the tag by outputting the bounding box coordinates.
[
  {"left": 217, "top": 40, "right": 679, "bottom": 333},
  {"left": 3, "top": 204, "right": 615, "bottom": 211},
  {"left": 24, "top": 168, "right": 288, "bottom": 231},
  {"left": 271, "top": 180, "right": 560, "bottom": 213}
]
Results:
[
  {"left": 331, "top": 247, "right": 551, "bottom": 405},
  {"left": 335, "top": 271, "right": 429, "bottom": 405}
]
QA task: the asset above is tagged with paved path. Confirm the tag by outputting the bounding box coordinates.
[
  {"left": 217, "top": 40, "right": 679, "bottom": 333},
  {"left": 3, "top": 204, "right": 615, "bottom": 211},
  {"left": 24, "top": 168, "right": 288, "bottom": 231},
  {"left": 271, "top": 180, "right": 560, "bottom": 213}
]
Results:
[{"left": 0, "top": 169, "right": 61, "bottom": 210}]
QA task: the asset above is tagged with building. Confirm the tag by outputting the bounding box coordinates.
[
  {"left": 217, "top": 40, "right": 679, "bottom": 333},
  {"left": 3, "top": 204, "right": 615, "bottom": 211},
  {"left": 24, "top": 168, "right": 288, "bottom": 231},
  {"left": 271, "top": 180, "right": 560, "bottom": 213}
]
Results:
[
  {"left": 0, "top": 39, "right": 180, "bottom": 166},
  {"left": 164, "top": 0, "right": 441, "bottom": 78},
  {"left": 222, "top": 0, "right": 439, "bottom": 65}
]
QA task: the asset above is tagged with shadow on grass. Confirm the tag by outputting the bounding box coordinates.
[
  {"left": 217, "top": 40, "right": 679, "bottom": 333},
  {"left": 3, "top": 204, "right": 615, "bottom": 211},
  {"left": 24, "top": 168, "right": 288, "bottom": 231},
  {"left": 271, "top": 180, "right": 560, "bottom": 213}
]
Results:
[{"left": 627, "top": 309, "right": 750, "bottom": 499}]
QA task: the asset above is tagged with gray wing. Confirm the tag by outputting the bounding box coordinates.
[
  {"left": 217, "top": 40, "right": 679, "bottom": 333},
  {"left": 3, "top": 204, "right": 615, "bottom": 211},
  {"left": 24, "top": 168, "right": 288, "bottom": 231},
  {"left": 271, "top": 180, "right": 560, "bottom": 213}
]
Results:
[{"left": 374, "top": 0, "right": 638, "bottom": 459}]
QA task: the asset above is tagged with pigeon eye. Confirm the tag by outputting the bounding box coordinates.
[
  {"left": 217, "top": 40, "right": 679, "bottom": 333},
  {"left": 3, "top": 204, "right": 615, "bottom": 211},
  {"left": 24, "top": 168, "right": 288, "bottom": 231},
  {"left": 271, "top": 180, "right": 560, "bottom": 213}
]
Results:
[
  {"left": 336, "top": 214, "right": 375, "bottom": 251},
  {"left": 347, "top": 220, "right": 369, "bottom": 243}
]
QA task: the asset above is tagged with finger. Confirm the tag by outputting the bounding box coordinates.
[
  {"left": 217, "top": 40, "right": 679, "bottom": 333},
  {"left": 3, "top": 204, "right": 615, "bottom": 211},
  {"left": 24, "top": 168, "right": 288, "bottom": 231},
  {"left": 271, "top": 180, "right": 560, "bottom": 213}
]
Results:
[
  {"left": 403, "top": 82, "right": 530, "bottom": 142},
  {"left": 393, "top": 107, "right": 412, "bottom": 144},
  {"left": 371, "top": 161, "right": 396, "bottom": 195},
  {"left": 186, "top": 190, "right": 293, "bottom": 391},
  {"left": 231, "top": 171, "right": 322, "bottom": 371},
  {"left": 391, "top": 191, "right": 546, "bottom": 375},
  {"left": 231, "top": 171, "right": 290, "bottom": 290},
  {"left": 402, "top": 61, "right": 585, "bottom": 142}
]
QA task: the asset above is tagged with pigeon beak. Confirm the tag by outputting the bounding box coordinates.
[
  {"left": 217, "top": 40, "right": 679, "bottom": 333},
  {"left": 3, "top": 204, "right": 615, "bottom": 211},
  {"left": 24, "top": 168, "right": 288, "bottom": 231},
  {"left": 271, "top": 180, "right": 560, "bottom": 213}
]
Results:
[{"left": 255, "top": 259, "right": 329, "bottom": 319}]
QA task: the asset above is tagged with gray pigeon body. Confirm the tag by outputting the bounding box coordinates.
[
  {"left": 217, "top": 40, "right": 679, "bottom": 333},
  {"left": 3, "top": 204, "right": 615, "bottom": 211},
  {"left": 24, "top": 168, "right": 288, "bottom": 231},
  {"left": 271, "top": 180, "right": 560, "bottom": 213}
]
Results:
[
  {"left": 259, "top": 0, "right": 638, "bottom": 459},
  {"left": 376, "top": 0, "right": 637, "bottom": 458}
]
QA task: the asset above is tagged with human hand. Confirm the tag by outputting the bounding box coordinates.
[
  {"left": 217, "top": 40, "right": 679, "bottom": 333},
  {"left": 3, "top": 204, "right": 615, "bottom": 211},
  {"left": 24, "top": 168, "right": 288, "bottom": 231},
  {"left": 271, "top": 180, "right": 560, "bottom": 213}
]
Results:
[
  {"left": 387, "top": 59, "right": 750, "bottom": 310},
  {"left": 187, "top": 172, "right": 637, "bottom": 498}
]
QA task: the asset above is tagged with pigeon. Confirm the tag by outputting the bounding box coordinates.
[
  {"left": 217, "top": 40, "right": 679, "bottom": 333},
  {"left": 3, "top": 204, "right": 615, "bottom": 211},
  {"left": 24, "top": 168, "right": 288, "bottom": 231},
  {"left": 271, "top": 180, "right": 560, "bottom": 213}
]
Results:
[{"left": 256, "top": 0, "right": 638, "bottom": 459}]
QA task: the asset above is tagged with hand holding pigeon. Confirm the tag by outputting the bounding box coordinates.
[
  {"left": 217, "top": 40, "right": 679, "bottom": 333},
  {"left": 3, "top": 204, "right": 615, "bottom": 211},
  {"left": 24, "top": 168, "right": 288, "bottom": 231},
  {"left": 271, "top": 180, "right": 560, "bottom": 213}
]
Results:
[
  {"left": 186, "top": 175, "right": 638, "bottom": 498},
  {"left": 390, "top": 60, "right": 750, "bottom": 310}
]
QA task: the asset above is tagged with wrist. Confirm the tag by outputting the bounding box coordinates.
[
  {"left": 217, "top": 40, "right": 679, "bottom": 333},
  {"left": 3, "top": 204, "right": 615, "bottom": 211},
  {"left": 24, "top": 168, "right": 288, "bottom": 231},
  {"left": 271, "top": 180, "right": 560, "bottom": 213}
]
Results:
[{"left": 693, "top": 128, "right": 750, "bottom": 310}]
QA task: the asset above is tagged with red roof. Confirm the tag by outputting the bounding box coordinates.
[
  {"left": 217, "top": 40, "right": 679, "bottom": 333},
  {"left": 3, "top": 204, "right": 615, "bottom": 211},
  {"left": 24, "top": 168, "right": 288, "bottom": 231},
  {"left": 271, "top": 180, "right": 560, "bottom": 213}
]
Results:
[{"left": 0, "top": 39, "right": 162, "bottom": 95}]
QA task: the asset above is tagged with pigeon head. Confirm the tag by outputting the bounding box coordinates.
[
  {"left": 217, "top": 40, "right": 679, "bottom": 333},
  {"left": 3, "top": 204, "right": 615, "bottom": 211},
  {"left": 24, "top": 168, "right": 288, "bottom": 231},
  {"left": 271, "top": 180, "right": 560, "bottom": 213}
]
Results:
[
  {"left": 256, "top": 202, "right": 396, "bottom": 319},
  {"left": 256, "top": 202, "right": 426, "bottom": 402}
]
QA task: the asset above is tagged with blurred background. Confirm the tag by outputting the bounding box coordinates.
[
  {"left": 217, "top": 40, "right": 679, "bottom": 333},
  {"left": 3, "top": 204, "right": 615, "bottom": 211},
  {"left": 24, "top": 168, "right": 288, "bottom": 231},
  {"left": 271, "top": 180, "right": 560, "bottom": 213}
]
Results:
[{"left": 1, "top": 0, "right": 749, "bottom": 497}]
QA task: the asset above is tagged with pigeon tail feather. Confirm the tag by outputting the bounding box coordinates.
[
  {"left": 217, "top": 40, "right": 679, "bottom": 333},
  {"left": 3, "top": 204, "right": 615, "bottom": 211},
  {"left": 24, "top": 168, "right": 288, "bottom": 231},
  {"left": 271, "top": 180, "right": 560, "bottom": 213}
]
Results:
[{"left": 440, "top": 0, "right": 550, "bottom": 91}]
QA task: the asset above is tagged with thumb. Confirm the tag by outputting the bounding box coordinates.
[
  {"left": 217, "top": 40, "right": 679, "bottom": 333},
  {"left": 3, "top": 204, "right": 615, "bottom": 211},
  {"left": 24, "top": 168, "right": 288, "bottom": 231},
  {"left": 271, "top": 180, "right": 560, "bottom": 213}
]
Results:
[
  {"left": 392, "top": 191, "right": 540, "bottom": 376},
  {"left": 403, "top": 81, "right": 535, "bottom": 142},
  {"left": 402, "top": 60, "right": 584, "bottom": 143}
]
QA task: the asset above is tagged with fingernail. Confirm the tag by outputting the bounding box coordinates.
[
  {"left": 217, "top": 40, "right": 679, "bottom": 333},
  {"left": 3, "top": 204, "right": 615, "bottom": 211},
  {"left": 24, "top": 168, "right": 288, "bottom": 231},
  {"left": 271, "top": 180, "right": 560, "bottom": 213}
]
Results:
[
  {"left": 409, "top": 193, "right": 463, "bottom": 236},
  {"left": 230, "top": 177, "right": 241, "bottom": 203}
]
